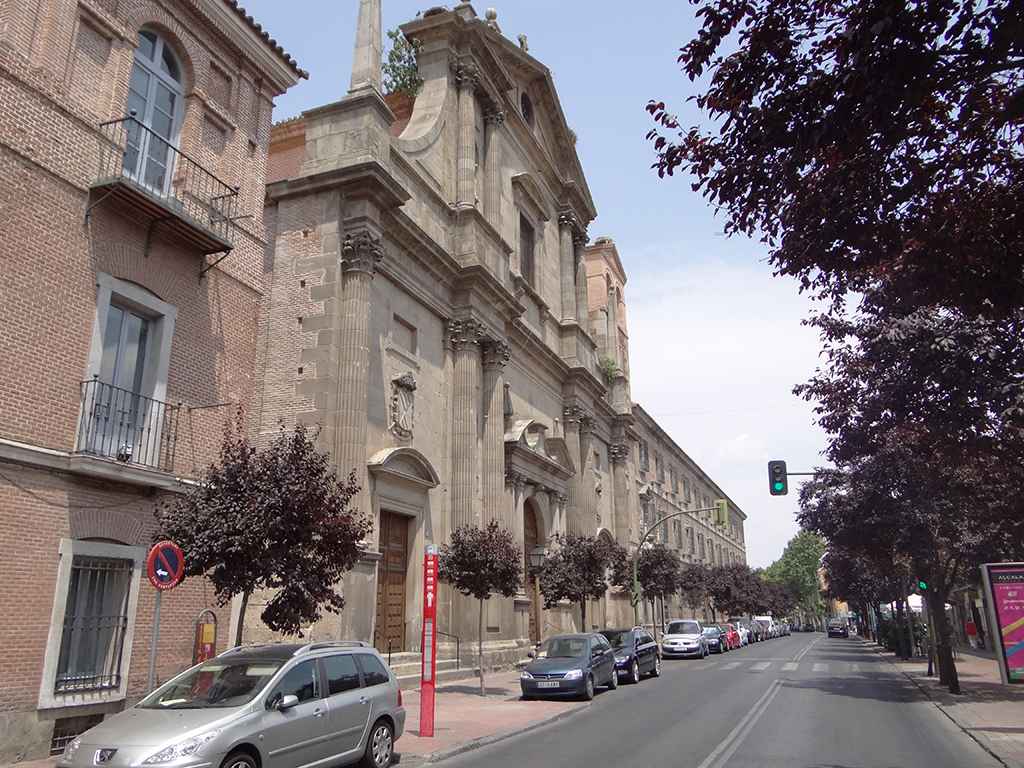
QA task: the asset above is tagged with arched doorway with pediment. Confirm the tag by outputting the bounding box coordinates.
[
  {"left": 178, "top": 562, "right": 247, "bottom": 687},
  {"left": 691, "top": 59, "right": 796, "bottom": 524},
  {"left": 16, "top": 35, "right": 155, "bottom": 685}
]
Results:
[{"left": 523, "top": 496, "right": 545, "bottom": 643}]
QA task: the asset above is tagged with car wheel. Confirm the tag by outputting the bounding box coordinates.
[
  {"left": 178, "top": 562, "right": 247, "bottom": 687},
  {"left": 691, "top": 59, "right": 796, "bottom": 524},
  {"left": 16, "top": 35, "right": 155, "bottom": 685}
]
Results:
[
  {"left": 521, "top": 694, "right": 534, "bottom": 701},
  {"left": 608, "top": 668, "right": 619, "bottom": 690},
  {"left": 361, "top": 718, "right": 394, "bottom": 768},
  {"left": 221, "top": 751, "right": 257, "bottom": 768},
  {"left": 583, "top": 674, "right": 595, "bottom": 701},
  {"left": 630, "top": 660, "right": 641, "bottom": 684},
  {"left": 650, "top": 655, "right": 662, "bottom": 678}
]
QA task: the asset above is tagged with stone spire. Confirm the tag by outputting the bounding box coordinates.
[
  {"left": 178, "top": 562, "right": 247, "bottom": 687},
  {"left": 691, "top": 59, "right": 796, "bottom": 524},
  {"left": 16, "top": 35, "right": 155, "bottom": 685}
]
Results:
[{"left": 349, "top": 0, "right": 383, "bottom": 95}]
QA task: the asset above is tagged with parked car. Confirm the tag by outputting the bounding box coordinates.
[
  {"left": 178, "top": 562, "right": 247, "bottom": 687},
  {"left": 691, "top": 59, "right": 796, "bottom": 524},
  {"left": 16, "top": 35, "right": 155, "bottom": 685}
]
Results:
[
  {"left": 827, "top": 619, "right": 850, "bottom": 638},
  {"left": 600, "top": 627, "right": 661, "bottom": 683},
  {"left": 754, "top": 616, "right": 776, "bottom": 638},
  {"left": 737, "top": 624, "right": 750, "bottom": 646},
  {"left": 703, "top": 625, "right": 727, "bottom": 653},
  {"left": 661, "top": 619, "right": 707, "bottom": 659},
  {"left": 521, "top": 633, "right": 618, "bottom": 700},
  {"left": 57, "top": 641, "right": 404, "bottom": 768},
  {"left": 720, "top": 624, "right": 741, "bottom": 650}
]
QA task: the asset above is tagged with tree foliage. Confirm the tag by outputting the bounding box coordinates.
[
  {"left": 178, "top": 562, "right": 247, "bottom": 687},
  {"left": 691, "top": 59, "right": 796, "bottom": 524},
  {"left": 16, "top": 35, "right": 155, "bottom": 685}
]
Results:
[
  {"left": 438, "top": 520, "right": 522, "bottom": 695},
  {"left": 763, "top": 531, "right": 827, "bottom": 620},
  {"left": 156, "top": 417, "right": 370, "bottom": 644},
  {"left": 646, "top": 0, "right": 1024, "bottom": 316},
  {"left": 538, "top": 534, "right": 621, "bottom": 629},
  {"left": 382, "top": 27, "right": 422, "bottom": 98}
]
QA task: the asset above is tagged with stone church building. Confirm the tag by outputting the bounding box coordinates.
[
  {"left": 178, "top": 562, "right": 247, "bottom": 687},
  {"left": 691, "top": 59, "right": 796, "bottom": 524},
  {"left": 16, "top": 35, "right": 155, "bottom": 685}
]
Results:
[{"left": 248, "top": 1, "right": 747, "bottom": 659}]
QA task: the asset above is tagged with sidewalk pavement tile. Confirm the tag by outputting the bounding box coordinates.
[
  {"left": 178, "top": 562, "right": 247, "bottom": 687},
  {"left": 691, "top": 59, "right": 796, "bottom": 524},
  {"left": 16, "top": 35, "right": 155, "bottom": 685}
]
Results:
[{"left": 866, "top": 640, "right": 1024, "bottom": 768}]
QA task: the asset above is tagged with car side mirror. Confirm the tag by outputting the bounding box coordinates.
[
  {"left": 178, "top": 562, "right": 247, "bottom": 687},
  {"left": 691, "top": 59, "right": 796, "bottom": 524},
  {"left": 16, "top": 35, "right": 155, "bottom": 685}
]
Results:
[{"left": 276, "top": 694, "right": 299, "bottom": 711}]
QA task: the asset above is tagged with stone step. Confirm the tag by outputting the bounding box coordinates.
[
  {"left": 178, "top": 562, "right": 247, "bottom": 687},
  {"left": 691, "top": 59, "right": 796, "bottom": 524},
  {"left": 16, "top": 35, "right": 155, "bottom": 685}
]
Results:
[
  {"left": 396, "top": 665, "right": 481, "bottom": 690},
  {"left": 387, "top": 657, "right": 461, "bottom": 678}
]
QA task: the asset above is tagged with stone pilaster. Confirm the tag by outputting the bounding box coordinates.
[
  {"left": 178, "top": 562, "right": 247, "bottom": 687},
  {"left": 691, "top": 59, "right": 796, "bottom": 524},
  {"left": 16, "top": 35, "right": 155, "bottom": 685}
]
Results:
[
  {"left": 607, "top": 287, "right": 619, "bottom": 367},
  {"left": 483, "top": 111, "right": 505, "bottom": 228},
  {"left": 448, "top": 318, "right": 485, "bottom": 530},
  {"left": 562, "top": 406, "right": 585, "bottom": 535},
  {"left": 578, "top": 415, "right": 597, "bottom": 536},
  {"left": 454, "top": 62, "right": 480, "bottom": 208},
  {"left": 573, "top": 230, "right": 589, "bottom": 332},
  {"left": 506, "top": 470, "right": 528, "bottom": 552},
  {"left": 558, "top": 212, "right": 578, "bottom": 323},
  {"left": 334, "top": 228, "right": 383, "bottom": 524},
  {"left": 552, "top": 492, "right": 568, "bottom": 538},
  {"left": 609, "top": 442, "right": 631, "bottom": 546},
  {"left": 482, "top": 339, "right": 511, "bottom": 528}
]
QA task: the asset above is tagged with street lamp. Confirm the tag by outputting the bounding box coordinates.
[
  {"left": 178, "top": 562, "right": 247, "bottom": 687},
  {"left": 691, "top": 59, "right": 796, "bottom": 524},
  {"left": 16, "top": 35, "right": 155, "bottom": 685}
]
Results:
[
  {"left": 528, "top": 546, "right": 547, "bottom": 571},
  {"left": 528, "top": 547, "right": 546, "bottom": 646}
]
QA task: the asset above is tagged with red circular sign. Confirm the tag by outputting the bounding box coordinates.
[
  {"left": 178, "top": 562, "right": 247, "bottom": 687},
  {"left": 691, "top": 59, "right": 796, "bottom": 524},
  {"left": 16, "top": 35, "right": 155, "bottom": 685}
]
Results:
[{"left": 147, "top": 540, "right": 185, "bottom": 591}]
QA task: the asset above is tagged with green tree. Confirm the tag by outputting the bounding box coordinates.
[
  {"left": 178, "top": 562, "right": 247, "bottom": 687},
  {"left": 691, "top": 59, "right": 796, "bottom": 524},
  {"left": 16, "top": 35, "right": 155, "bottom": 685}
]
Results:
[
  {"left": 438, "top": 520, "right": 522, "bottom": 696},
  {"left": 382, "top": 27, "right": 422, "bottom": 98},
  {"left": 538, "top": 535, "right": 620, "bottom": 631},
  {"left": 764, "top": 531, "right": 826, "bottom": 624},
  {"left": 156, "top": 417, "right": 371, "bottom": 645}
]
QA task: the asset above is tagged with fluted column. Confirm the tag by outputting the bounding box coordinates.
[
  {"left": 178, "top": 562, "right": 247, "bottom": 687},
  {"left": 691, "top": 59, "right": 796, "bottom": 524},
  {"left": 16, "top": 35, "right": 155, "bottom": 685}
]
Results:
[
  {"left": 558, "top": 212, "right": 578, "bottom": 322},
  {"left": 573, "top": 231, "right": 589, "bottom": 332},
  {"left": 482, "top": 339, "right": 511, "bottom": 527},
  {"left": 483, "top": 111, "right": 504, "bottom": 228},
  {"left": 507, "top": 470, "right": 528, "bottom": 554},
  {"left": 454, "top": 62, "right": 479, "bottom": 208},
  {"left": 609, "top": 443, "right": 630, "bottom": 547},
  {"left": 333, "top": 229, "right": 383, "bottom": 531},
  {"left": 562, "top": 407, "right": 583, "bottom": 535},
  {"left": 553, "top": 492, "right": 568, "bottom": 538},
  {"left": 449, "top": 318, "right": 485, "bottom": 530},
  {"left": 578, "top": 415, "right": 597, "bottom": 536},
  {"left": 606, "top": 288, "right": 619, "bottom": 366}
]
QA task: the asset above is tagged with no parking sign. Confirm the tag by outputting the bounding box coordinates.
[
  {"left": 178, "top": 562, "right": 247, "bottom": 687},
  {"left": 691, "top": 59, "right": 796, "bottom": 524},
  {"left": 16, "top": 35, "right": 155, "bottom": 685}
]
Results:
[{"left": 146, "top": 540, "right": 186, "bottom": 691}]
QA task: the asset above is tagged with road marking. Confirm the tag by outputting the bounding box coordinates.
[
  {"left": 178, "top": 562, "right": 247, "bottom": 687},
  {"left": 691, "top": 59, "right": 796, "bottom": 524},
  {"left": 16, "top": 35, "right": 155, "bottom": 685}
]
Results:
[
  {"left": 721, "top": 662, "right": 741, "bottom": 670},
  {"left": 694, "top": 661, "right": 718, "bottom": 670},
  {"left": 696, "top": 680, "right": 783, "bottom": 768},
  {"left": 813, "top": 662, "right": 829, "bottom": 673},
  {"left": 850, "top": 663, "right": 860, "bottom": 673},
  {"left": 750, "top": 662, "right": 771, "bottom": 671},
  {"left": 782, "top": 662, "right": 798, "bottom": 671},
  {"left": 792, "top": 637, "right": 820, "bottom": 662}
]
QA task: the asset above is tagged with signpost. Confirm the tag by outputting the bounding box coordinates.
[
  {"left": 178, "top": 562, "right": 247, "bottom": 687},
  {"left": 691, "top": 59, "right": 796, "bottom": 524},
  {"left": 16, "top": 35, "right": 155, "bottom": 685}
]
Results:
[
  {"left": 420, "top": 545, "right": 439, "bottom": 737},
  {"left": 981, "top": 562, "right": 1024, "bottom": 685},
  {"left": 146, "top": 540, "right": 185, "bottom": 691}
]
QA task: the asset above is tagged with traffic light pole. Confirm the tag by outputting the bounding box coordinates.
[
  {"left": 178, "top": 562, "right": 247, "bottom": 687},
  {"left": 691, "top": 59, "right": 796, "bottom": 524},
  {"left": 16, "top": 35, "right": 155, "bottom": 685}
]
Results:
[{"left": 632, "top": 504, "right": 724, "bottom": 627}]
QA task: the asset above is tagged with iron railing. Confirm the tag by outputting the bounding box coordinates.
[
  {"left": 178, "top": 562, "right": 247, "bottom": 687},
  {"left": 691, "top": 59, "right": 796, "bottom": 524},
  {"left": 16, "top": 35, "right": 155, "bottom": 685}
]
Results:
[
  {"left": 54, "top": 556, "right": 132, "bottom": 694},
  {"left": 437, "top": 630, "right": 461, "bottom": 670},
  {"left": 96, "top": 112, "right": 238, "bottom": 244},
  {"left": 75, "top": 377, "right": 180, "bottom": 472}
]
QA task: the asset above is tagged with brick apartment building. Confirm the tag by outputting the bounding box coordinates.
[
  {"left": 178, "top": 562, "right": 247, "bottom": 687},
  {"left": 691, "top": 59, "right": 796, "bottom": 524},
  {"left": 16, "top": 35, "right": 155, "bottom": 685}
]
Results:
[{"left": 0, "top": 0, "right": 302, "bottom": 759}]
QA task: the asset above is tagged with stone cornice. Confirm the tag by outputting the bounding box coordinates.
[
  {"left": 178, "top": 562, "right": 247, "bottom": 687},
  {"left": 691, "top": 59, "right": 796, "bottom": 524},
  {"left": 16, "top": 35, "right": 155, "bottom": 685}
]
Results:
[{"left": 265, "top": 161, "right": 410, "bottom": 211}]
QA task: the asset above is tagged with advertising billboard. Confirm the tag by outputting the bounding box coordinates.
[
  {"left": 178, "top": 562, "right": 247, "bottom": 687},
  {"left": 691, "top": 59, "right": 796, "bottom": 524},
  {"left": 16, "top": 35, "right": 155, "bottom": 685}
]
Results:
[{"left": 981, "top": 562, "right": 1024, "bottom": 685}]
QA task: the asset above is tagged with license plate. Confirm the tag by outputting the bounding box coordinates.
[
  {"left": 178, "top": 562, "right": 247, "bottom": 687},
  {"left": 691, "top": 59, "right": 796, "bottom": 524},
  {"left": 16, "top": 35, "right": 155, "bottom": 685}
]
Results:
[{"left": 537, "top": 680, "right": 560, "bottom": 688}]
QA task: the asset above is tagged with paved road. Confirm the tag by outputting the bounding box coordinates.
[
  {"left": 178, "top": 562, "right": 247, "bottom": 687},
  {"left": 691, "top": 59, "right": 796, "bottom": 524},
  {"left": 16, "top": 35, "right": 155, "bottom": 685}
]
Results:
[{"left": 433, "top": 633, "right": 1001, "bottom": 768}]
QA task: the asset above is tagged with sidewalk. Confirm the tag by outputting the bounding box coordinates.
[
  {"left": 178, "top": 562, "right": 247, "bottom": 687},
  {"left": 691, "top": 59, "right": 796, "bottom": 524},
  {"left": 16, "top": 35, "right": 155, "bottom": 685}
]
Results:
[
  {"left": 868, "top": 640, "right": 1024, "bottom": 768},
  {"left": 397, "top": 669, "right": 587, "bottom": 764},
  {"left": 3, "top": 670, "right": 585, "bottom": 768}
]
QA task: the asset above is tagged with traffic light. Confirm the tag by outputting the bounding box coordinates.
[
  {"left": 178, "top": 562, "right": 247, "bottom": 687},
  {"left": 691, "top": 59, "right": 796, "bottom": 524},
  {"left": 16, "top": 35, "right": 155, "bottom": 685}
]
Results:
[
  {"left": 714, "top": 499, "right": 728, "bottom": 526},
  {"left": 768, "top": 460, "right": 788, "bottom": 495},
  {"left": 918, "top": 579, "right": 928, "bottom": 592}
]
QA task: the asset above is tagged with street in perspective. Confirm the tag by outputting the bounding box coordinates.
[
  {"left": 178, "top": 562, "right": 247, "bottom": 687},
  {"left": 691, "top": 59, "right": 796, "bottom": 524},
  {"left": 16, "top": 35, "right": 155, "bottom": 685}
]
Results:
[{"left": 0, "top": 1, "right": 1021, "bottom": 768}]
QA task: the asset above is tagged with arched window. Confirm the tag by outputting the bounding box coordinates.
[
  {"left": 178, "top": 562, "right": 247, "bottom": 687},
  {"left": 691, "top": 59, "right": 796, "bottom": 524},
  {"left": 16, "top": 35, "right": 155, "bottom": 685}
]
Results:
[
  {"left": 125, "top": 30, "right": 184, "bottom": 193},
  {"left": 520, "top": 91, "right": 534, "bottom": 128}
]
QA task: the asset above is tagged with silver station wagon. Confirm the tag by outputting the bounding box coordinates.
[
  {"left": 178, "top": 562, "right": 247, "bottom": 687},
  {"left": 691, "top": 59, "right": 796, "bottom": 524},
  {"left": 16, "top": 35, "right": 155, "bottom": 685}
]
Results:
[{"left": 57, "top": 642, "right": 405, "bottom": 768}]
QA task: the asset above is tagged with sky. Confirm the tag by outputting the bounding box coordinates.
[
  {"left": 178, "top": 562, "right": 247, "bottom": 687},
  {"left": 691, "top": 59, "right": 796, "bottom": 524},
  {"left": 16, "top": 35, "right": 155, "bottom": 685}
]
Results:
[{"left": 242, "top": 0, "right": 828, "bottom": 567}]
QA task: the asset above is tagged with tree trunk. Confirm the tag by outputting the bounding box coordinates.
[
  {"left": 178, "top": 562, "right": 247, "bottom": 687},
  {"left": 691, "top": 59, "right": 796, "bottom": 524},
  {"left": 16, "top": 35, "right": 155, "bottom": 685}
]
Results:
[
  {"left": 234, "top": 591, "right": 250, "bottom": 647},
  {"left": 895, "top": 597, "right": 910, "bottom": 659},
  {"left": 580, "top": 599, "right": 587, "bottom": 632},
  {"left": 478, "top": 598, "right": 485, "bottom": 697},
  {"left": 928, "top": 589, "right": 961, "bottom": 694}
]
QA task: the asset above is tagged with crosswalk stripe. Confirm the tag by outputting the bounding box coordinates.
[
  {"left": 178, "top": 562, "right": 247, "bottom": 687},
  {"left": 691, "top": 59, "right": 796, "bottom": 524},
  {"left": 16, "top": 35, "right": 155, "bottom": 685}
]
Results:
[
  {"left": 813, "top": 662, "right": 829, "bottom": 672},
  {"left": 750, "top": 662, "right": 771, "bottom": 671},
  {"left": 850, "top": 663, "right": 860, "bottom": 673},
  {"left": 782, "top": 662, "right": 798, "bottom": 671},
  {"left": 721, "top": 662, "right": 741, "bottom": 670}
]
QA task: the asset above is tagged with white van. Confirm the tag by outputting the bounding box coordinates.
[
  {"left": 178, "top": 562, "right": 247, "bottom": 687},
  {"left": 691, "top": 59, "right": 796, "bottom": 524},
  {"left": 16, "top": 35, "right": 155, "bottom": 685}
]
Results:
[{"left": 753, "top": 615, "right": 776, "bottom": 638}]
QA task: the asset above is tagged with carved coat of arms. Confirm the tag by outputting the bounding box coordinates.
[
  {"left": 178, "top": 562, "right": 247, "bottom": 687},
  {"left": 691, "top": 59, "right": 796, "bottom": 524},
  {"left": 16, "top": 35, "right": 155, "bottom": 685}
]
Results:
[{"left": 390, "top": 373, "right": 416, "bottom": 438}]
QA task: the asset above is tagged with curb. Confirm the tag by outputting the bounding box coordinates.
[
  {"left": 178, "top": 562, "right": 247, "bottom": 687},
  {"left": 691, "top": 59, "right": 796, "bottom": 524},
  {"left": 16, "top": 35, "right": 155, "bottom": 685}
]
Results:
[
  {"left": 865, "top": 640, "right": 1013, "bottom": 768},
  {"left": 408, "top": 700, "right": 592, "bottom": 765}
]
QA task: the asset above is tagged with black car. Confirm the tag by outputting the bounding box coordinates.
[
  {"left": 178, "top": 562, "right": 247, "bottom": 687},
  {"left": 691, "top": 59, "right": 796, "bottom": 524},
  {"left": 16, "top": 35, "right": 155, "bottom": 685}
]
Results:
[
  {"left": 702, "top": 626, "right": 727, "bottom": 653},
  {"left": 520, "top": 633, "right": 618, "bottom": 700},
  {"left": 599, "top": 627, "right": 661, "bottom": 683},
  {"left": 827, "top": 620, "right": 850, "bottom": 638}
]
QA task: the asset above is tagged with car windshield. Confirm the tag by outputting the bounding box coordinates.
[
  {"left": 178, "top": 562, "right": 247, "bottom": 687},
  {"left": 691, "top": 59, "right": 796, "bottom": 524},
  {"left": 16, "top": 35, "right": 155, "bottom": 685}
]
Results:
[
  {"left": 703, "top": 627, "right": 720, "bottom": 636},
  {"left": 600, "top": 630, "right": 632, "bottom": 649},
  {"left": 667, "top": 621, "right": 701, "bottom": 635},
  {"left": 541, "top": 637, "right": 588, "bottom": 659},
  {"left": 138, "top": 658, "right": 283, "bottom": 709}
]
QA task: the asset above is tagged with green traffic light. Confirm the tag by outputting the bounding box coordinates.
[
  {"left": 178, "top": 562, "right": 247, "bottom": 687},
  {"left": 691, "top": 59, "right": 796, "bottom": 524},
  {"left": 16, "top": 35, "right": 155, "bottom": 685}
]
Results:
[
  {"left": 773, "top": 481, "right": 785, "bottom": 491},
  {"left": 918, "top": 580, "right": 928, "bottom": 591}
]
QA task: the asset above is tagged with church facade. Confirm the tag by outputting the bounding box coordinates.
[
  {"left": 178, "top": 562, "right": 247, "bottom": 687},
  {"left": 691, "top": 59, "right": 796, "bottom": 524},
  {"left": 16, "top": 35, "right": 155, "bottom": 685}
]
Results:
[{"left": 249, "top": 1, "right": 747, "bottom": 656}]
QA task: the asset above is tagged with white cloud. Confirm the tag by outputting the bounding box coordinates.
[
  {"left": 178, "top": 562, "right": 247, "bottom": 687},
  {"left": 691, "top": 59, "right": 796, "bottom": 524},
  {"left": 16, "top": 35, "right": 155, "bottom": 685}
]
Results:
[{"left": 624, "top": 247, "right": 827, "bottom": 567}]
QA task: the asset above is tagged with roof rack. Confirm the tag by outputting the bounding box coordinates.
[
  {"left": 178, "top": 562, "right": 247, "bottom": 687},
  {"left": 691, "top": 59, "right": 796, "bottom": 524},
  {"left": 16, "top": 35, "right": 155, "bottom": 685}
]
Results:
[{"left": 294, "top": 641, "right": 369, "bottom": 655}]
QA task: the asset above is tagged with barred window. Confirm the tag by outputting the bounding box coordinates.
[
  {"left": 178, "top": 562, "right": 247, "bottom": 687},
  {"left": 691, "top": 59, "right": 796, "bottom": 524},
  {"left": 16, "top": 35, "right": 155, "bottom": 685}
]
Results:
[{"left": 55, "top": 556, "right": 132, "bottom": 693}]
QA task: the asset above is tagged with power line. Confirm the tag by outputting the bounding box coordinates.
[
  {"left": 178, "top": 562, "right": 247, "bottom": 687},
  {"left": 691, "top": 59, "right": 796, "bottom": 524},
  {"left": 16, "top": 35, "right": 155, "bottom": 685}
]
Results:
[{"left": 0, "top": 469, "right": 157, "bottom": 512}]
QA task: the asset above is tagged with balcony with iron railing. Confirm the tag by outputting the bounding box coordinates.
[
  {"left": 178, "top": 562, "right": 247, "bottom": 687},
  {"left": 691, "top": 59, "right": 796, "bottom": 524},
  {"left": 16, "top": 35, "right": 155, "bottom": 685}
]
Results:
[
  {"left": 89, "top": 112, "right": 238, "bottom": 255},
  {"left": 74, "top": 377, "right": 180, "bottom": 474}
]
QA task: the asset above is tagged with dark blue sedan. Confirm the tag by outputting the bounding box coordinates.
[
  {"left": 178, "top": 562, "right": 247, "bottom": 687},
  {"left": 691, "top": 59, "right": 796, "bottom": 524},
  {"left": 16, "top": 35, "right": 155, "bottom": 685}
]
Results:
[{"left": 520, "top": 633, "right": 618, "bottom": 700}]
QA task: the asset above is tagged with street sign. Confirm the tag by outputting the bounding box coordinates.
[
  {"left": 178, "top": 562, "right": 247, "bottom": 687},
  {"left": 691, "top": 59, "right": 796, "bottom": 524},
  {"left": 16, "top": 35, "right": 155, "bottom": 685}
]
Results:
[
  {"left": 146, "top": 540, "right": 185, "bottom": 591},
  {"left": 145, "top": 540, "right": 185, "bottom": 693},
  {"left": 980, "top": 562, "right": 1024, "bottom": 685},
  {"left": 420, "top": 545, "right": 439, "bottom": 737}
]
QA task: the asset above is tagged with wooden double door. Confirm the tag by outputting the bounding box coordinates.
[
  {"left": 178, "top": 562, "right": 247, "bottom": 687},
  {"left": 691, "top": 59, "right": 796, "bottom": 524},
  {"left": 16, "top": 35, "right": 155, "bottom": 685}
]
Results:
[{"left": 374, "top": 511, "right": 409, "bottom": 653}]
